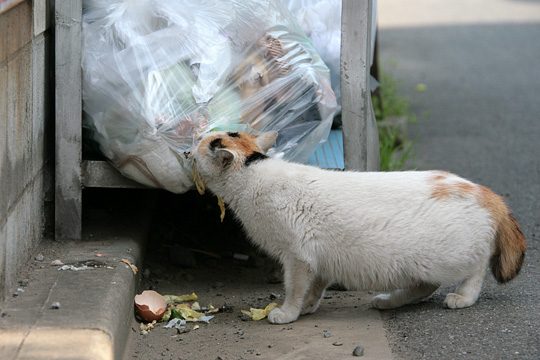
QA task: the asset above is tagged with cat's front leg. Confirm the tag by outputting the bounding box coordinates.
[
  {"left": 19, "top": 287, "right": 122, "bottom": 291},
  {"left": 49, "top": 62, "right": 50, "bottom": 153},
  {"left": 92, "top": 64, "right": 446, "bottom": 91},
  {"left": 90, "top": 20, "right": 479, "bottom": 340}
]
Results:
[
  {"left": 301, "top": 276, "right": 329, "bottom": 315},
  {"left": 268, "top": 257, "right": 315, "bottom": 324}
]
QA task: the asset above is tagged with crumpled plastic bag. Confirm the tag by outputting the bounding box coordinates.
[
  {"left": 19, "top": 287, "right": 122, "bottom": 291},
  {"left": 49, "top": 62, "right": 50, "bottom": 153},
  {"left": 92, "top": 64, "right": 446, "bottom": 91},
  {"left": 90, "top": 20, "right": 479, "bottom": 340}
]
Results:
[
  {"left": 82, "top": 0, "right": 337, "bottom": 193},
  {"left": 286, "top": 0, "right": 379, "bottom": 107}
]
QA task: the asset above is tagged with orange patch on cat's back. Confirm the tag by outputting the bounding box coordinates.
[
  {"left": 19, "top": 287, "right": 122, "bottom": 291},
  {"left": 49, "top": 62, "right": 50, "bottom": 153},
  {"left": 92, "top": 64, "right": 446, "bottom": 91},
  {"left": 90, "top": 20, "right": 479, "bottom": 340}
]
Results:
[
  {"left": 429, "top": 170, "right": 450, "bottom": 182},
  {"left": 477, "top": 185, "right": 507, "bottom": 222},
  {"left": 429, "top": 171, "right": 477, "bottom": 200}
]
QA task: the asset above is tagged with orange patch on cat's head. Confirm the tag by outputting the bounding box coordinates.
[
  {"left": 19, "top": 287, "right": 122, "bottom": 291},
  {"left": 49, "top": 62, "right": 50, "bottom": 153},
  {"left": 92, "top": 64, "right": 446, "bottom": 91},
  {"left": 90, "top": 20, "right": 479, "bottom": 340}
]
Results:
[
  {"left": 197, "top": 132, "right": 260, "bottom": 158},
  {"left": 195, "top": 131, "right": 277, "bottom": 172}
]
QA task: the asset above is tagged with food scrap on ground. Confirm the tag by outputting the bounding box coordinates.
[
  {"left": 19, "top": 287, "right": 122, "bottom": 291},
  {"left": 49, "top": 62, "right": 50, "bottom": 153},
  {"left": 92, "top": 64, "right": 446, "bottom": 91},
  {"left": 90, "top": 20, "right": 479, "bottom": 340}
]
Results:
[
  {"left": 58, "top": 260, "right": 111, "bottom": 271},
  {"left": 121, "top": 258, "right": 138, "bottom": 274},
  {"left": 241, "top": 302, "right": 278, "bottom": 321},
  {"left": 139, "top": 320, "right": 158, "bottom": 335},
  {"left": 134, "top": 290, "right": 167, "bottom": 322},
  {"left": 169, "top": 303, "right": 214, "bottom": 323},
  {"left": 163, "top": 292, "right": 198, "bottom": 304},
  {"left": 136, "top": 291, "right": 222, "bottom": 331}
]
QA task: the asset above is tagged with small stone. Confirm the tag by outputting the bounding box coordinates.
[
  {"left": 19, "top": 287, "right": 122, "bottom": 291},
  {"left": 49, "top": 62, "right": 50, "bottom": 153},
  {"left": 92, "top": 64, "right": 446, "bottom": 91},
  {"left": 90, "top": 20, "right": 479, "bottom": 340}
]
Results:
[
  {"left": 332, "top": 342, "right": 343, "bottom": 346},
  {"left": 323, "top": 330, "right": 332, "bottom": 338},
  {"left": 35, "top": 254, "right": 44, "bottom": 262},
  {"left": 50, "top": 302, "right": 61, "bottom": 309},
  {"left": 240, "top": 313, "right": 251, "bottom": 321},
  {"left": 269, "top": 293, "right": 280, "bottom": 300},
  {"left": 176, "top": 327, "right": 190, "bottom": 334},
  {"left": 352, "top": 345, "right": 364, "bottom": 357},
  {"left": 51, "top": 259, "right": 64, "bottom": 266},
  {"left": 267, "top": 345, "right": 272, "bottom": 348}
]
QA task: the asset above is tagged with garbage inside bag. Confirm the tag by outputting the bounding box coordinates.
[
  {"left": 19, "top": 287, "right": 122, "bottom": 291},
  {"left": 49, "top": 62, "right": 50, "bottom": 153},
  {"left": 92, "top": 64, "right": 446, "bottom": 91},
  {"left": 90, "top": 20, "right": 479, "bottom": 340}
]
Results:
[
  {"left": 286, "top": 0, "right": 342, "bottom": 103},
  {"left": 82, "top": 0, "right": 337, "bottom": 193},
  {"left": 286, "top": 0, "right": 379, "bottom": 106}
]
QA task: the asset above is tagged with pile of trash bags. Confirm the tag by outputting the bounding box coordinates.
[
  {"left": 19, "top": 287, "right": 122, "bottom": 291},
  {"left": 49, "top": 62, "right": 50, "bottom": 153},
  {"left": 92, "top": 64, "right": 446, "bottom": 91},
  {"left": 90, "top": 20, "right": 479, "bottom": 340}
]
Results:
[{"left": 82, "top": 0, "right": 337, "bottom": 193}]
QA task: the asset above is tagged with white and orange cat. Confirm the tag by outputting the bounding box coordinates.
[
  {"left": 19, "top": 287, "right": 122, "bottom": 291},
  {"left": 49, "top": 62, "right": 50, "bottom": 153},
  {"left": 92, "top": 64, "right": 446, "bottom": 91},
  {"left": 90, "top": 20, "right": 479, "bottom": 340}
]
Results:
[{"left": 193, "top": 131, "right": 526, "bottom": 324}]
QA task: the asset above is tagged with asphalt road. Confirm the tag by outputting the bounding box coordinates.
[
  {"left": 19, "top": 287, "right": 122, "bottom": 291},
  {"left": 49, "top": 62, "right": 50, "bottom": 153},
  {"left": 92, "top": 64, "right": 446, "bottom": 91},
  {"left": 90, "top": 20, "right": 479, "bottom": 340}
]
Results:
[{"left": 378, "top": 1, "right": 540, "bottom": 359}]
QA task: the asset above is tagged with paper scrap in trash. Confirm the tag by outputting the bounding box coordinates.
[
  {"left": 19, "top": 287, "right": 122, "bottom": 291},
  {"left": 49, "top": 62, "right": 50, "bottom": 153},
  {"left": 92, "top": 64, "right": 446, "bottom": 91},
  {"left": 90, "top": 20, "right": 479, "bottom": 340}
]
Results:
[
  {"left": 241, "top": 302, "right": 278, "bottom": 321},
  {"left": 164, "top": 318, "right": 187, "bottom": 329}
]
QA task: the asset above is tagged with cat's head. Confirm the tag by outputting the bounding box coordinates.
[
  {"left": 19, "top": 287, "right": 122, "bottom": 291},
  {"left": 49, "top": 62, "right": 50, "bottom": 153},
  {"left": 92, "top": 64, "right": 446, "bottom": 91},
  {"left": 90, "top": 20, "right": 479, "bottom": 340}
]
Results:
[{"left": 193, "top": 131, "right": 278, "bottom": 177}]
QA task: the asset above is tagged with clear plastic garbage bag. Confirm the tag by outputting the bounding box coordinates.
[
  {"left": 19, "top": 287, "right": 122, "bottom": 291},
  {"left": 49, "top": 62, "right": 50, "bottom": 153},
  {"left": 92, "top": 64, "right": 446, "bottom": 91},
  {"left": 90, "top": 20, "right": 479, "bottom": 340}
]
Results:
[
  {"left": 286, "top": 0, "right": 379, "bottom": 108},
  {"left": 82, "top": 0, "right": 337, "bottom": 193}
]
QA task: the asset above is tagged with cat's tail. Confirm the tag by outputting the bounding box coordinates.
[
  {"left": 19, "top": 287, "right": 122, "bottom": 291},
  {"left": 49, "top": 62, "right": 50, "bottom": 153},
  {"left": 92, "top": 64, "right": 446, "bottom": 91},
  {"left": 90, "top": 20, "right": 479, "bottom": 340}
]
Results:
[{"left": 485, "top": 188, "right": 526, "bottom": 283}]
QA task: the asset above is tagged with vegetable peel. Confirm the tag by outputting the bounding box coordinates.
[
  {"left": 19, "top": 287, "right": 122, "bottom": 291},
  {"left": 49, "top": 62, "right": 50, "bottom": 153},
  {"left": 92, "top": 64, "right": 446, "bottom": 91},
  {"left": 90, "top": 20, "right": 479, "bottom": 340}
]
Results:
[
  {"left": 241, "top": 302, "right": 278, "bottom": 321},
  {"left": 164, "top": 292, "right": 198, "bottom": 304}
]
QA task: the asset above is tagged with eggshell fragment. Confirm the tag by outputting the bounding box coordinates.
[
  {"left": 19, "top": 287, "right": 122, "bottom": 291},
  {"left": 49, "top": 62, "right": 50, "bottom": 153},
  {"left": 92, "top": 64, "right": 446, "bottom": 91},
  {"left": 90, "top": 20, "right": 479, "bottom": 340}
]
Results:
[{"left": 134, "top": 290, "right": 167, "bottom": 322}]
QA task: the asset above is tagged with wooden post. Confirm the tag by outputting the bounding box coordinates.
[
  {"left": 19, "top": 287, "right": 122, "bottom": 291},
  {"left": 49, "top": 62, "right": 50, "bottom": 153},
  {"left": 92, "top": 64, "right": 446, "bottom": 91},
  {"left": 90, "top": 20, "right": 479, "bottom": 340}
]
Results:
[
  {"left": 341, "top": 0, "right": 379, "bottom": 171},
  {"left": 55, "top": 0, "right": 82, "bottom": 240}
]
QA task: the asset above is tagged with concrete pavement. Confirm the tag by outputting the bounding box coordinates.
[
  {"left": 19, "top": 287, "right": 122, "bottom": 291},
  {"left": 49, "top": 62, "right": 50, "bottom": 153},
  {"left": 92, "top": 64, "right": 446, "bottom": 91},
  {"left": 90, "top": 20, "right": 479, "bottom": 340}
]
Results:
[
  {"left": 0, "top": 206, "right": 151, "bottom": 360},
  {"left": 378, "top": 0, "right": 540, "bottom": 358}
]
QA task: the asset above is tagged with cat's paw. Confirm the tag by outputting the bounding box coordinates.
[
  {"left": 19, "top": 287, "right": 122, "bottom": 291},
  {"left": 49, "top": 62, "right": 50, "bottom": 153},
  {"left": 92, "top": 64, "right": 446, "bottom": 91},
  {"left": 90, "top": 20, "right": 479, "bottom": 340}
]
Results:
[
  {"left": 267, "top": 307, "right": 298, "bottom": 324},
  {"left": 371, "top": 293, "right": 399, "bottom": 310},
  {"left": 300, "top": 300, "right": 321, "bottom": 315},
  {"left": 444, "top": 293, "right": 475, "bottom": 309}
]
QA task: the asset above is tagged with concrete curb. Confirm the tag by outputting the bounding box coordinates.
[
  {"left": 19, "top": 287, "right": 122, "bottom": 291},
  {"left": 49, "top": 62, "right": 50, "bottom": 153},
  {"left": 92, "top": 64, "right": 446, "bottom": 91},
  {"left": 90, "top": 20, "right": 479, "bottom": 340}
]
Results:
[{"left": 0, "top": 211, "right": 149, "bottom": 360}]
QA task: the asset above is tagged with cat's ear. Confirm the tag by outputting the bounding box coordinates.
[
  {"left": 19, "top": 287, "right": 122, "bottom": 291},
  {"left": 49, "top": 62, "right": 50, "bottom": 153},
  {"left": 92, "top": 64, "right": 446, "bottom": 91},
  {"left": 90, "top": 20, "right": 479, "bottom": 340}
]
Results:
[
  {"left": 215, "top": 148, "right": 235, "bottom": 168},
  {"left": 256, "top": 131, "right": 278, "bottom": 153}
]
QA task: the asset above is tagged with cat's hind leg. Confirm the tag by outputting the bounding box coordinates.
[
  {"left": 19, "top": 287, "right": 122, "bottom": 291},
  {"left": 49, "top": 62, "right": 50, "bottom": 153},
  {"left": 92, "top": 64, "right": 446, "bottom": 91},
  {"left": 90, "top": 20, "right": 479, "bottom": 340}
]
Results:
[
  {"left": 268, "top": 257, "right": 315, "bottom": 324},
  {"left": 371, "top": 283, "right": 439, "bottom": 310},
  {"left": 444, "top": 265, "right": 487, "bottom": 309},
  {"left": 301, "top": 276, "right": 330, "bottom": 315}
]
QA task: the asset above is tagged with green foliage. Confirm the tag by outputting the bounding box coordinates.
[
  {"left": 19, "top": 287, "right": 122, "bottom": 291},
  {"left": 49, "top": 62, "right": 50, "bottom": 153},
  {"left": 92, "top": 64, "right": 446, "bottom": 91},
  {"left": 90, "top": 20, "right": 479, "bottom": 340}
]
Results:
[
  {"left": 372, "top": 71, "right": 416, "bottom": 171},
  {"left": 378, "top": 127, "right": 411, "bottom": 171},
  {"left": 373, "top": 72, "right": 412, "bottom": 121}
]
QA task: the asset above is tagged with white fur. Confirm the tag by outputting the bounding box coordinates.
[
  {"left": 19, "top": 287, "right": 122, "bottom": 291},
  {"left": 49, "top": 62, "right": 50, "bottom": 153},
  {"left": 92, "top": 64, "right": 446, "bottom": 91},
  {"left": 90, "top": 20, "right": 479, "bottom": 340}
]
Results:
[{"left": 194, "top": 136, "right": 497, "bottom": 324}]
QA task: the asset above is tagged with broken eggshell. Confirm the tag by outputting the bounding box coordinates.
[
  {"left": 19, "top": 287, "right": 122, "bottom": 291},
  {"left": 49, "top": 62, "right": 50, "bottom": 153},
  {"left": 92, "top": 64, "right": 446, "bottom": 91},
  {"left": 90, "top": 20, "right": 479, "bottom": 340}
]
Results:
[{"left": 134, "top": 290, "right": 167, "bottom": 322}]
